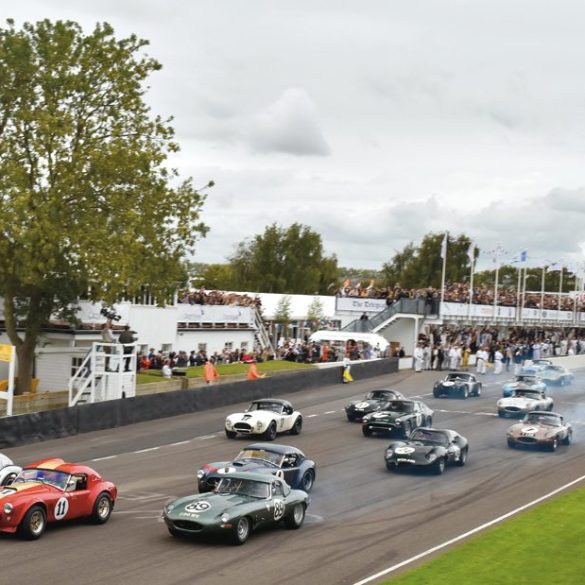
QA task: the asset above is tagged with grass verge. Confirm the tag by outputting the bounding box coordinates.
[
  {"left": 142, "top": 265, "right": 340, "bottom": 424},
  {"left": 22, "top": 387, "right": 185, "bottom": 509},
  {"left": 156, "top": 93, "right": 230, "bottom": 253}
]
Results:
[
  {"left": 384, "top": 485, "right": 585, "bottom": 584},
  {"left": 136, "top": 360, "right": 314, "bottom": 384}
]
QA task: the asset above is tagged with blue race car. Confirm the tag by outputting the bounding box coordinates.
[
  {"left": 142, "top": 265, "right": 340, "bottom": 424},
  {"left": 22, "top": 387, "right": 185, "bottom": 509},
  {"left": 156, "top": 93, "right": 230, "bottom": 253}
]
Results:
[{"left": 502, "top": 373, "right": 546, "bottom": 397}]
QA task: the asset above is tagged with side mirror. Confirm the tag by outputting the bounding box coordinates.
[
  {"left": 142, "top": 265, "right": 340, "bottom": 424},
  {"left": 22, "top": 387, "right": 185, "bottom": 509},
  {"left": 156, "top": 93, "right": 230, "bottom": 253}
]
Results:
[{"left": 66, "top": 478, "right": 77, "bottom": 492}]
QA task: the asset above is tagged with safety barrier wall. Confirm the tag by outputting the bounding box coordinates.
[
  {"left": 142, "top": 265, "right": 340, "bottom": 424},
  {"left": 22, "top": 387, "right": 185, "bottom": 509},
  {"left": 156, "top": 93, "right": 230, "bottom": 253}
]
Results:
[{"left": 0, "top": 358, "right": 399, "bottom": 448}]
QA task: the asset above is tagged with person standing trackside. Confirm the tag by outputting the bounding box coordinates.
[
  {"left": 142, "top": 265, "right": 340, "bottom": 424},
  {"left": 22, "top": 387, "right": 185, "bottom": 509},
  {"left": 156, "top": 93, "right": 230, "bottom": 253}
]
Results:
[
  {"left": 101, "top": 320, "right": 115, "bottom": 371},
  {"left": 203, "top": 358, "right": 219, "bottom": 384},
  {"left": 118, "top": 325, "right": 136, "bottom": 372},
  {"left": 476, "top": 346, "right": 489, "bottom": 375}
]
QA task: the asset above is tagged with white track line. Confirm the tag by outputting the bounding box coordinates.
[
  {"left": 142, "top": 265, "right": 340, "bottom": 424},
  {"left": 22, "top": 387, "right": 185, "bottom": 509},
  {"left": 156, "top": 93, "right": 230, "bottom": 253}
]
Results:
[
  {"left": 133, "top": 447, "right": 160, "bottom": 454},
  {"left": 324, "top": 410, "right": 337, "bottom": 414},
  {"left": 352, "top": 474, "right": 585, "bottom": 585},
  {"left": 90, "top": 455, "right": 118, "bottom": 462}
]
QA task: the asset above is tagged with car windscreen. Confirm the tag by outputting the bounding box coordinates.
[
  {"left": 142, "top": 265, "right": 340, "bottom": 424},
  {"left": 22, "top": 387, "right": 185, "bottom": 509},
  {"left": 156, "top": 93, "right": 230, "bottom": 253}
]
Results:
[
  {"left": 235, "top": 449, "right": 283, "bottom": 466},
  {"left": 410, "top": 430, "right": 448, "bottom": 446},
  {"left": 446, "top": 374, "right": 470, "bottom": 382},
  {"left": 388, "top": 401, "right": 414, "bottom": 413},
  {"left": 367, "top": 391, "right": 392, "bottom": 400},
  {"left": 248, "top": 402, "right": 284, "bottom": 414},
  {"left": 515, "top": 390, "right": 541, "bottom": 399},
  {"left": 524, "top": 414, "right": 560, "bottom": 426},
  {"left": 16, "top": 468, "right": 70, "bottom": 490},
  {"left": 216, "top": 477, "right": 270, "bottom": 499}
]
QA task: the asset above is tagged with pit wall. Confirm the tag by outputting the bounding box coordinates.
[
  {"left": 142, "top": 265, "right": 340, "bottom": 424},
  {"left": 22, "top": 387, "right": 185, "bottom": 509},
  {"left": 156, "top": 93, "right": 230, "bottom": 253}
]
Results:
[{"left": 0, "top": 358, "right": 398, "bottom": 448}]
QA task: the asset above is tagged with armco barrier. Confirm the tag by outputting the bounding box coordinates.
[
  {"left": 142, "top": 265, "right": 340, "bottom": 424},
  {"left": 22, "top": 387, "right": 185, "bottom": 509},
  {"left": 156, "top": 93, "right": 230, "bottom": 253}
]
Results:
[{"left": 0, "top": 358, "right": 399, "bottom": 448}]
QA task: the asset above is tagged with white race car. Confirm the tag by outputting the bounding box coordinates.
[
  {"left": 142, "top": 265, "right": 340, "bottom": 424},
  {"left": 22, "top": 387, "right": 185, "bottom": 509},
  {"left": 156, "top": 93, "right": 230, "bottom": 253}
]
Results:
[
  {"left": 0, "top": 453, "right": 21, "bottom": 486},
  {"left": 497, "top": 388, "right": 554, "bottom": 418},
  {"left": 225, "top": 399, "right": 303, "bottom": 440}
]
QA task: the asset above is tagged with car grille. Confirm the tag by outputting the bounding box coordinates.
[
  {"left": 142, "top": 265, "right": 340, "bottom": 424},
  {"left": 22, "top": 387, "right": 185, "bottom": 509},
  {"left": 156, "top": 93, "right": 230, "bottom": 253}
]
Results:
[
  {"left": 503, "top": 406, "right": 522, "bottom": 413},
  {"left": 173, "top": 520, "right": 203, "bottom": 531},
  {"left": 234, "top": 423, "right": 253, "bottom": 432},
  {"left": 369, "top": 423, "right": 397, "bottom": 430},
  {"left": 517, "top": 436, "right": 538, "bottom": 444}
]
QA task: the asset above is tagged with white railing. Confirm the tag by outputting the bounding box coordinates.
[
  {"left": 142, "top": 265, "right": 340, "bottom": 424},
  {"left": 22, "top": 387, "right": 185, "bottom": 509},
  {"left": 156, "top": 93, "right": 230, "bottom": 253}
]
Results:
[
  {"left": 68, "top": 342, "right": 137, "bottom": 407},
  {"left": 252, "top": 307, "right": 275, "bottom": 355}
]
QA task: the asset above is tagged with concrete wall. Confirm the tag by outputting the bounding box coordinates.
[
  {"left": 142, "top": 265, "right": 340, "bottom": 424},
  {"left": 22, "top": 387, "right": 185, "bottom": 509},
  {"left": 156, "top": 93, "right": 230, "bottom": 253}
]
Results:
[{"left": 0, "top": 358, "right": 399, "bottom": 448}]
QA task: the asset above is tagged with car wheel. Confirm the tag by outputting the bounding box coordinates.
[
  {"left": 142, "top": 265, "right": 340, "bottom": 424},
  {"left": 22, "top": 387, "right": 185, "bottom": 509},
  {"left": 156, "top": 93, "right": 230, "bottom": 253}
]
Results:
[
  {"left": 425, "top": 416, "right": 433, "bottom": 427},
  {"left": 264, "top": 422, "right": 277, "bottom": 441},
  {"left": 91, "top": 492, "right": 113, "bottom": 524},
  {"left": 560, "top": 377, "right": 566, "bottom": 387},
  {"left": 18, "top": 505, "right": 46, "bottom": 540},
  {"left": 563, "top": 431, "right": 572, "bottom": 446},
  {"left": 401, "top": 421, "right": 412, "bottom": 439},
  {"left": 474, "top": 384, "right": 481, "bottom": 397},
  {"left": 168, "top": 526, "right": 184, "bottom": 538},
  {"left": 462, "top": 387, "right": 469, "bottom": 399},
  {"left": 434, "top": 457, "right": 446, "bottom": 475},
  {"left": 231, "top": 516, "right": 251, "bottom": 545},
  {"left": 386, "top": 462, "right": 397, "bottom": 472},
  {"left": 290, "top": 416, "right": 303, "bottom": 435},
  {"left": 284, "top": 503, "right": 306, "bottom": 529},
  {"left": 433, "top": 389, "right": 440, "bottom": 399},
  {"left": 457, "top": 447, "right": 468, "bottom": 466},
  {"left": 1, "top": 472, "right": 17, "bottom": 486},
  {"left": 549, "top": 437, "right": 559, "bottom": 452},
  {"left": 300, "top": 470, "right": 315, "bottom": 493},
  {"left": 362, "top": 426, "right": 373, "bottom": 437},
  {"left": 507, "top": 438, "right": 516, "bottom": 448},
  {"left": 225, "top": 430, "right": 237, "bottom": 439}
]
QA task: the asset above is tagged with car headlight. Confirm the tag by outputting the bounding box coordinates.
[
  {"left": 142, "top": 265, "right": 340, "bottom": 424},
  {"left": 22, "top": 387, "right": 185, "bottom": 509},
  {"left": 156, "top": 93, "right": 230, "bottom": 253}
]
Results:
[
  {"left": 497, "top": 400, "right": 503, "bottom": 407},
  {"left": 197, "top": 470, "right": 205, "bottom": 479},
  {"left": 426, "top": 453, "right": 437, "bottom": 462},
  {"left": 385, "top": 449, "right": 393, "bottom": 457},
  {"left": 165, "top": 503, "right": 175, "bottom": 514},
  {"left": 225, "top": 419, "right": 232, "bottom": 428},
  {"left": 256, "top": 421, "right": 264, "bottom": 429},
  {"left": 221, "top": 513, "right": 230, "bottom": 523},
  {"left": 3, "top": 503, "right": 13, "bottom": 514}
]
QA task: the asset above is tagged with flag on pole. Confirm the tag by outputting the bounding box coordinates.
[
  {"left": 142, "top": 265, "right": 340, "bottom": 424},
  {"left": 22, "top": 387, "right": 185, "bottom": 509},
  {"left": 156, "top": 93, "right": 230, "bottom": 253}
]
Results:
[
  {"left": 520, "top": 250, "right": 528, "bottom": 263},
  {"left": 546, "top": 261, "right": 563, "bottom": 273},
  {"left": 467, "top": 242, "right": 475, "bottom": 262},
  {"left": 440, "top": 233, "right": 448, "bottom": 259}
]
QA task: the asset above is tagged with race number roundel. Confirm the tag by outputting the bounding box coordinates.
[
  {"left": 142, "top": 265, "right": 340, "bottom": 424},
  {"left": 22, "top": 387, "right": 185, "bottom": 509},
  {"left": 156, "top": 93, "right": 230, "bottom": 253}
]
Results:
[
  {"left": 185, "top": 501, "right": 211, "bottom": 513},
  {"left": 54, "top": 497, "right": 69, "bottom": 520},
  {"left": 273, "top": 498, "right": 285, "bottom": 521}
]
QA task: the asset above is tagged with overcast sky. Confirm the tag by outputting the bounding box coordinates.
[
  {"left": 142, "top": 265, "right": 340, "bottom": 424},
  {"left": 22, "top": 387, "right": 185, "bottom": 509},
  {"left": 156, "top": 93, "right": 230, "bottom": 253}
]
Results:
[{"left": 7, "top": 1, "right": 585, "bottom": 271}]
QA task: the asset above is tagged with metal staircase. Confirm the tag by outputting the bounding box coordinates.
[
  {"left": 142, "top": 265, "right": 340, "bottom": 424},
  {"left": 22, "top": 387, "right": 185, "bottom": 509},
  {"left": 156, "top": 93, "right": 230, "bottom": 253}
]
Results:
[
  {"left": 252, "top": 306, "right": 275, "bottom": 356},
  {"left": 68, "top": 342, "right": 137, "bottom": 406},
  {"left": 342, "top": 298, "right": 431, "bottom": 334}
]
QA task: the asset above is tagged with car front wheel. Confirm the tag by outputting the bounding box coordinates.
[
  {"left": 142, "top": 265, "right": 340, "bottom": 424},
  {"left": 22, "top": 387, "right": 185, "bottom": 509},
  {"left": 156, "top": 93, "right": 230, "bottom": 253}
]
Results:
[
  {"left": 18, "top": 505, "right": 47, "bottom": 540},
  {"left": 91, "top": 492, "right": 113, "bottom": 524},
  {"left": 264, "top": 422, "right": 277, "bottom": 441},
  {"left": 290, "top": 416, "right": 302, "bottom": 435},
  {"left": 563, "top": 432, "right": 572, "bottom": 446},
  {"left": 225, "top": 430, "right": 237, "bottom": 439},
  {"left": 300, "top": 470, "right": 315, "bottom": 493},
  {"left": 284, "top": 503, "right": 306, "bottom": 529},
  {"left": 231, "top": 516, "right": 251, "bottom": 545},
  {"left": 549, "top": 437, "right": 559, "bottom": 452},
  {"left": 433, "top": 457, "right": 446, "bottom": 475},
  {"left": 457, "top": 447, "right": 468, "bottom": 466}
]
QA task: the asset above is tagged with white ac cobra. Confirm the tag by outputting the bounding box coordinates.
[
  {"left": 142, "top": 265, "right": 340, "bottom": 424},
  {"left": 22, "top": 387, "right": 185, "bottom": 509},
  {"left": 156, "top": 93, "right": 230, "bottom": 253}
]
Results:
[
  {"left": 225, "top": 398, "right": 303, "bottom": 441},
  {"left": 0, "top": 453, "right": 21, "bottom": 486}
]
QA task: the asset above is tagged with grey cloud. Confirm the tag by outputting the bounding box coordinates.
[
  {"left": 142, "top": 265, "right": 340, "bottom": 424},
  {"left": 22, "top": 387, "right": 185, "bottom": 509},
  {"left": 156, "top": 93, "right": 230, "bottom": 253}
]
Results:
[{"left": 249, "top": 89, "right": 331, "bottom": 156}]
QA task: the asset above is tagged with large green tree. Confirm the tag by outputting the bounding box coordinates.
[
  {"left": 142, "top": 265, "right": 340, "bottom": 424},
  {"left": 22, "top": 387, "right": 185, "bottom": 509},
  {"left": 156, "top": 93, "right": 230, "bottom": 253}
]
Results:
[
  {"left": 0, "top": 20, "right": 208, "bottom": 393},
  {"left": 381, "top": 232, "right": 475, "bottom": 288},
  {"left": 229, "top": 223, "right": 338, "bottom": 294}
]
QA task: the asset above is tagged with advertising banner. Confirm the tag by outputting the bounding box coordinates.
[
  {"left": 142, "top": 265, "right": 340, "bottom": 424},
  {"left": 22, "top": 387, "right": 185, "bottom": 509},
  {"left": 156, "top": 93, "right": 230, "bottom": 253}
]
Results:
[{"left": 336, "top": 297, "right": 388, "bottom": 313}]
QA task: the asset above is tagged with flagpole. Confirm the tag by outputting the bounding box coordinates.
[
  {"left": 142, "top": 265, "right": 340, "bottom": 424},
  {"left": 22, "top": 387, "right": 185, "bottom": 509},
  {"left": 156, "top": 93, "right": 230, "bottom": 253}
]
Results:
[
  {"left": 493, "top": 263, "right": 499, "bottom": 319},
  {"left": 468, "top": 248, "right": 474, "bottom": 319},
  {"left": 558, "top": 267, "right": 563, "bottom": 312},
  {"left": 440, "top": 232, "right": 447, "bottom": 320},
  {"left": 516, "top": 266, "right": 522, "bottom": 322},
  {"left": 540, "top": 266, "right": 546, "bottom": 320}
]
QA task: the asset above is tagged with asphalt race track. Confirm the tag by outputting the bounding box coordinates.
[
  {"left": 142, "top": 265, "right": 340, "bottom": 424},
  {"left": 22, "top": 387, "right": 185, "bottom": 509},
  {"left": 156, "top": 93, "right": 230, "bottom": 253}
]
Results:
[{"left": 3, "top": 367, "right": 585, "bottom": 585}]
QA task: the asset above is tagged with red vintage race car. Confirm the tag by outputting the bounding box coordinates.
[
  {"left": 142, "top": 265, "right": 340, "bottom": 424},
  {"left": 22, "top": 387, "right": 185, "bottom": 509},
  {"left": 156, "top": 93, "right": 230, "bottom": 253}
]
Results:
[{"left": 0, "top": 457, "right": 117, "bottom": 540}]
